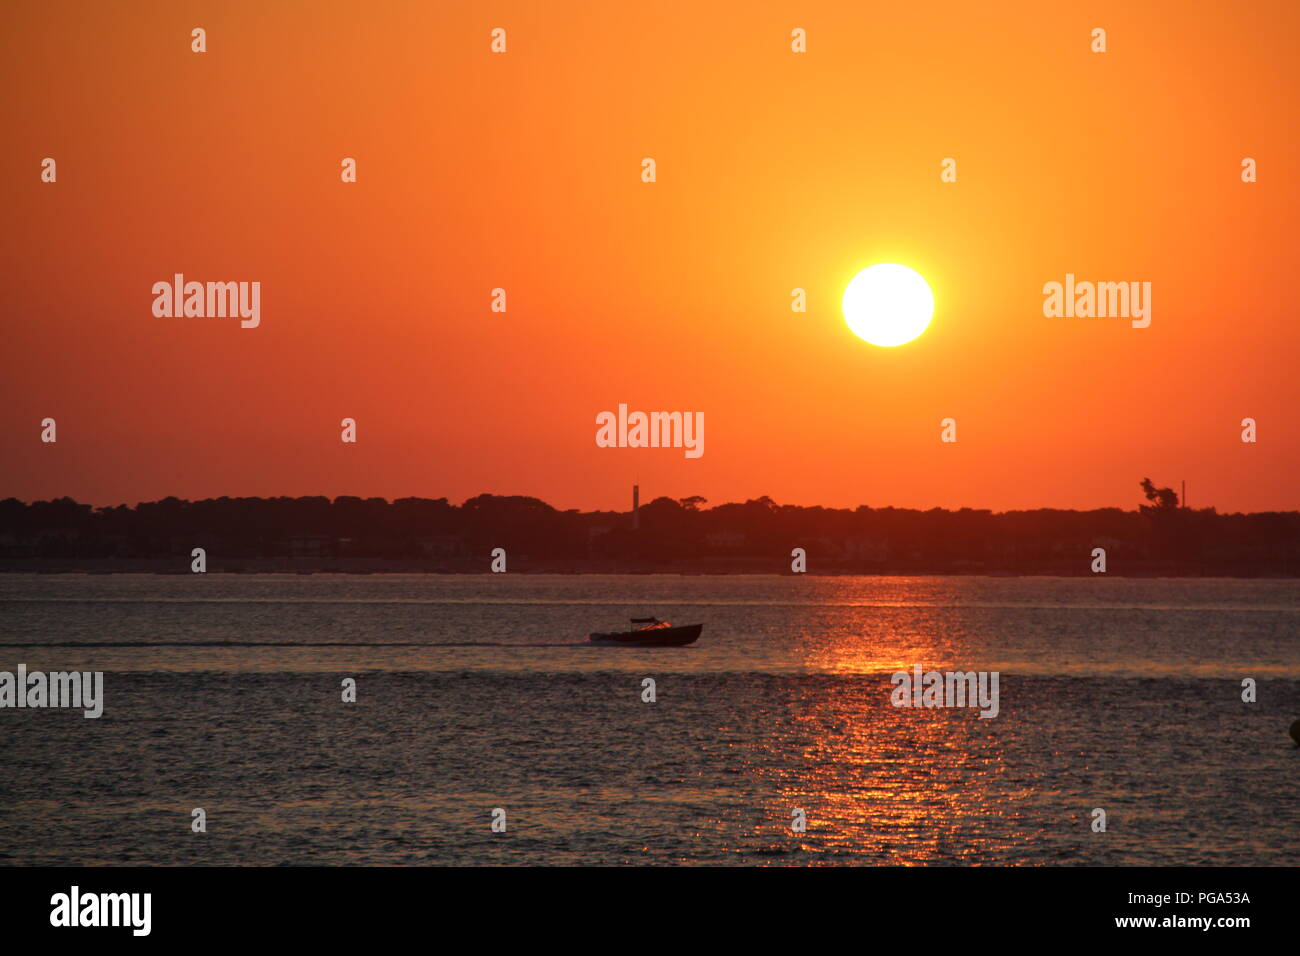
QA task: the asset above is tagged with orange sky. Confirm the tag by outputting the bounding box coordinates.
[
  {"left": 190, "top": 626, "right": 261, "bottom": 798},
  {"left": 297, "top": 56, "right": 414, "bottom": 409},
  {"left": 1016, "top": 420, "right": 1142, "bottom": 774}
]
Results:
[{"left": 4, "top": 1, "right": 1297, "bottom": 513}]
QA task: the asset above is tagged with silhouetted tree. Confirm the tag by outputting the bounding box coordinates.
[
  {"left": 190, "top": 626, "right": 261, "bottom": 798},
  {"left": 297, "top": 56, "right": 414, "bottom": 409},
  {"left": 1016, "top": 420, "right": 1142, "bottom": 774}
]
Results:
[{"left": 1139, "top": 478, "right": 1179, "bottom": 512}]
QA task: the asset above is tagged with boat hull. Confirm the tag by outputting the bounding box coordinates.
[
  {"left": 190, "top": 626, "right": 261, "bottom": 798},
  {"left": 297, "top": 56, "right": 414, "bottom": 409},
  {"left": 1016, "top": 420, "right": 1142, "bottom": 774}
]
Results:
[{"left": 588, "top": 623, "right": 702, "bottom": 646}]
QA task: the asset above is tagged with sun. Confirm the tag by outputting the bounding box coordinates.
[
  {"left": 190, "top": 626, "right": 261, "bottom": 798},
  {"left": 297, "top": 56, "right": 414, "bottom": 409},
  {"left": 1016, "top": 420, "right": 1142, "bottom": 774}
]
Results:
[{"left": 841, "top": 263, "right": 934, "bottom": 347}]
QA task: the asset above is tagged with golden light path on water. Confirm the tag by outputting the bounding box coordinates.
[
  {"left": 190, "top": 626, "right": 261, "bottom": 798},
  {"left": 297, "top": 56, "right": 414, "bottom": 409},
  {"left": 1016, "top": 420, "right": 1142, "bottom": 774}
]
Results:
[{"left": 745, "top": 597, "right": 1016, "bottom": 864}]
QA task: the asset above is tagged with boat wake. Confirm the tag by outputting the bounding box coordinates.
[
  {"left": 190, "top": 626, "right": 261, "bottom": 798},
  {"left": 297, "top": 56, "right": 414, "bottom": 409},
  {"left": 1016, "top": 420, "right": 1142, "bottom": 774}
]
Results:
[{"left": 0, "top": 640, "right": 603, "bottom": 649}]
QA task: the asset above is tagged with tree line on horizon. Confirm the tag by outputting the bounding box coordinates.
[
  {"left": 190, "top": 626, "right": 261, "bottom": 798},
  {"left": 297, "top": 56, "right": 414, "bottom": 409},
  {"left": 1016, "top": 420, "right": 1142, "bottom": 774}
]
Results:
[{"left": 0, "top": 481, "right": 1296, "bottom": 573}]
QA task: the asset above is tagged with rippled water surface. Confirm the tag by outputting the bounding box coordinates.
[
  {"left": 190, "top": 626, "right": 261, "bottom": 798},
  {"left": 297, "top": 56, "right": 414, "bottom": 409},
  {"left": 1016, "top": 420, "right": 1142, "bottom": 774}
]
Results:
[{"left": 1, "top": 574, "right": 1296, "bottom": 864}]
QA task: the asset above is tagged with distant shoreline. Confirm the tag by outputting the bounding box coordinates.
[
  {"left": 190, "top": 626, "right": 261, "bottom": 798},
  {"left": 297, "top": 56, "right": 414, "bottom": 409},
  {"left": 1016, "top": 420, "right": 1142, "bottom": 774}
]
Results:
[
  {"left": 2, "top": 560, "right": 1296, "bottom": 579},
  {"left": 5, "top": 493, "right": 1297, "bottom": 579}
]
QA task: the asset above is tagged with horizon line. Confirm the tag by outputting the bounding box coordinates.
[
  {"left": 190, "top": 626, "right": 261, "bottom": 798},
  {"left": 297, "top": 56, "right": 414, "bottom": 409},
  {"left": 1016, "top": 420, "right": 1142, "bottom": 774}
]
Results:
[{"left": 5, "top": 492, "right": 1295, "bottom": 518}]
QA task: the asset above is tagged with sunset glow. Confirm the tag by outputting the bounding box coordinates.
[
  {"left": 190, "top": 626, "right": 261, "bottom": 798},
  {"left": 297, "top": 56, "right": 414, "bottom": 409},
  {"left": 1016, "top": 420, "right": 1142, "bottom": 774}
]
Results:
[{"left": 3, "top": 1, "right": 1297, "bottom": 515}]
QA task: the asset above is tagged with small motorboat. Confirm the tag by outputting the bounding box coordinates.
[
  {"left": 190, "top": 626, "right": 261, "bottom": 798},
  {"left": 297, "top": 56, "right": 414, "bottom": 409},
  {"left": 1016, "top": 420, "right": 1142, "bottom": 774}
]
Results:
[{"left": 589, "top": 617, "right": 702, "bottom": 646}]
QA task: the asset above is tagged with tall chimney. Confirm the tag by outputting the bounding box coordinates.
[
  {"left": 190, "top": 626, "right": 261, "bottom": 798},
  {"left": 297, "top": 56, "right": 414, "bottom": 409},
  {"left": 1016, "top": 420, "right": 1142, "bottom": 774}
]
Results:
[{"left": 632, "top": 484, "right": 640, "bottom": 530}]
